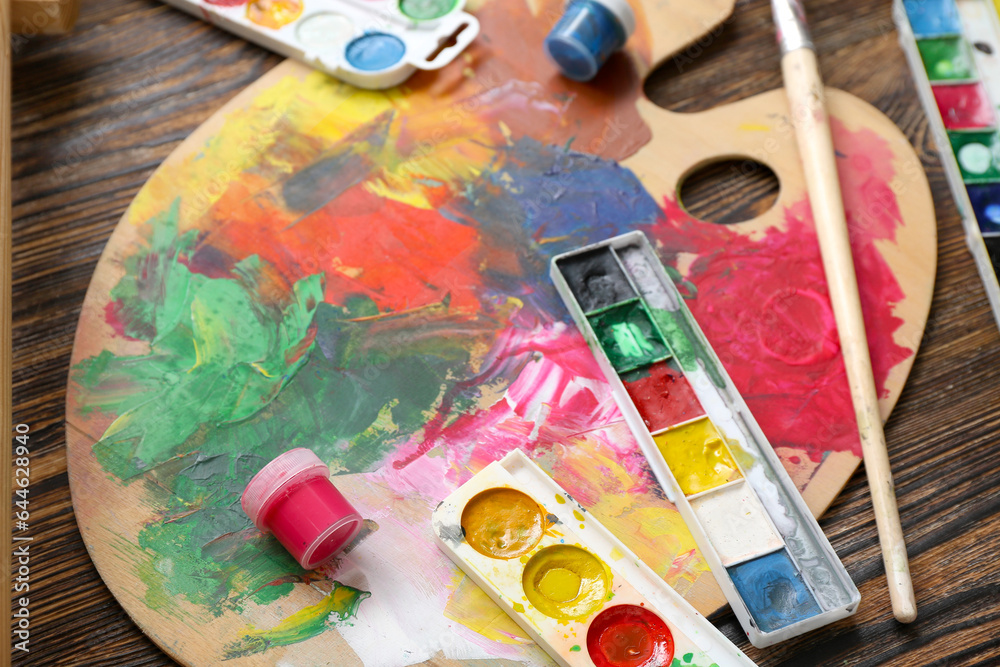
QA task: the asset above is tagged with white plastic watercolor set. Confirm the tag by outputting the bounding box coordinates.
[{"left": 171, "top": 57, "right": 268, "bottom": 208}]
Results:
[
  {"left": 160, "top": 0, "right": 479, "bottom": 89},
  {"left": 550, "top": 232, "right": 861, "bottom": 648},
  {"left": 432, "top": 449, "right": 758, "bottom": 667},
  {"left": 895, "top": 0, "right": 1000, "bottom": 330}
]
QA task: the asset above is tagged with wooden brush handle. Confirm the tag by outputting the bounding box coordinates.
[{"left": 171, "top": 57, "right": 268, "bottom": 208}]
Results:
[{"left": 781, "top": 47, "right": 918, "bottom": 623}]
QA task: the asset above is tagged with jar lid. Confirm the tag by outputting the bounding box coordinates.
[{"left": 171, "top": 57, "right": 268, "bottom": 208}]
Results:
[
  {"left": 241, "top": 448, "right": 330, "bottom": 528},
  {"left": 590, "top": 0, "right": 636, "bottom": 39}
]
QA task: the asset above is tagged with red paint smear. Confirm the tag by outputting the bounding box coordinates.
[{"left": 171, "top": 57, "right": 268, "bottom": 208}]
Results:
[
  {"left": 650, "top": 120, "right": 911, "bottom": 461},
  {"left": 933, "top": 82, "right": 996, "bottom": 130},
  {"left": 103, "top": 300, "right": 132, "bottom": 339},
  {"left": 622, "top": 361, "right": 705, "bottom": 432},
  {"left": 389, "top": 322, "right": 641, "bottom": 485},
  {"left": 199, "top": 182, "right": 485, "bottom": 314},
  {"left": 203, "top": 0, "right": 246, "bottom": 6},
  {"left": 587, "top": 605, "right": 674, "bottom": 667}
]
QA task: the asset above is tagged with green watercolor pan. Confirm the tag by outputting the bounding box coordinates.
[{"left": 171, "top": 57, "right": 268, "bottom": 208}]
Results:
[
  {"left": 432, "top": 449, "right": 758, "bottom": 667},
  {"left": 550, "top": 232, "right": 860, "bottom": 648}
]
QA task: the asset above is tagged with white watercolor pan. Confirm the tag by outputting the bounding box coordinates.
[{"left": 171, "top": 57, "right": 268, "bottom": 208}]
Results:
[
  {"left": 550, "top": 232, "right": 861, "bottom": 647},
  {"left": 160, "top": 0, "right": 479, "bottom": 89},
  {"left": 432, "top": 449, "right": 758, "bottom": 667}
]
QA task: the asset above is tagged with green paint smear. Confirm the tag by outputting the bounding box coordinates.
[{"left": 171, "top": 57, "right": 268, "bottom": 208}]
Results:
[
  {"left": 399, "top": 0, "right": 458, "bottom": 20},
  {"left": 670, "top": 652, "right": 719, "bottom": 667},
  {"left": 569, "top": 645, "right": 581, "bottom": 652},
  {"left": 70, "top": 197, "right": 485, "bottom": 631},
  {"left": 648, "top": 307, "right": 726, "bottom": 388},
  {"left": 78, "top": 199, "right": 325, "bottom": 480},
  {"left": 223, "top": 582, "right": 371, "bottom": 659}
]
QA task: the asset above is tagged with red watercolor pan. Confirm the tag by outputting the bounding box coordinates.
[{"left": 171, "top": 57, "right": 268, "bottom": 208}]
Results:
[
  {"left": 620, "top": 360, "right": 705, "bottom": 432},
  {"left": 933, "top": 82, "right": 997, "bottom": 130},
  {"left": 587, "top": 604, "right": 675, "bottom": 667}
]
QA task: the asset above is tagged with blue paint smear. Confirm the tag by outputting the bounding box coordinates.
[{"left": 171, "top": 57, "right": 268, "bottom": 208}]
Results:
[
  {"left": 346, "top": 33, "right": 406, "bottom": 72},
  {"left": 441, "top": 137, "right": 663, "bottom": 320},
  {"left": 727, "top": 550, "right": 822, "bottom": 633},
  {"left": 903, "top": 0, "right": 962, "bottom": 38},
  {"left": 967, "top": 182, "right": 1000, "bottom": 234}
]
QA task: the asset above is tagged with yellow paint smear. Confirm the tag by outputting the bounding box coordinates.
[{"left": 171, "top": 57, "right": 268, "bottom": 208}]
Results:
[
  {"left": 654, "top": 418, "right": 741, "bottom": 495},
  {"left": 461, "top": 488, "right": 545, "bottom": 559},
  {"left": 444, "top": 573, "right": 531, "bottom": 645},
  {"left": 555, "top": 430, "right": 707, "bottom": 588},
  {"left": 739, "top": 122, "right": 771, "bottom": 132}
]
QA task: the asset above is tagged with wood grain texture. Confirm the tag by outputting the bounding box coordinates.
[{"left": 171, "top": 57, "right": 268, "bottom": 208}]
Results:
[{"left": 9, "top": 1, "right": 1000, "bottom": 666}]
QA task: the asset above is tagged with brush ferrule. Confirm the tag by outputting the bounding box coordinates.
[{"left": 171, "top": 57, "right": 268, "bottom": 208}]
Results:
[{"left": 772, "top": 0, "right": 814, "bottom": 54}]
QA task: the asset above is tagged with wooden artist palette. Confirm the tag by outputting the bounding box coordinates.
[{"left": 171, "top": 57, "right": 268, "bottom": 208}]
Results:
[
  {"left": 65, "top": 0, "right": 937, "bottom": 664},
  {"left": 432, "top": 449, "right": 758, "bottom": 667},
  {"left": 551, "top": 232, "right": 861, "bottom": 647}
]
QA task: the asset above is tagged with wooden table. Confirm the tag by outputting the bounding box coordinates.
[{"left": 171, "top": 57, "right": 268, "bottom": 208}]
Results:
[{"left": 11, "top": 0, "right": 1000, "bottom": 664}]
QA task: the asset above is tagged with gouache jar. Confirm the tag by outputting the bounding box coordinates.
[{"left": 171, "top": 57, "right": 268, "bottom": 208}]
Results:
[
  {"left": 544, "top": 0, "right": 636, "bottom": 82},
  {"left": 242, "top": 448, "right": 363, "bottom": 570}
]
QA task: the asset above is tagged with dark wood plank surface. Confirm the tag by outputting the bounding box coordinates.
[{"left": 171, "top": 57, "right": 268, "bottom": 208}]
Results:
[{"left": 10, "top": 0, "right": 1000, "bottom": 664}]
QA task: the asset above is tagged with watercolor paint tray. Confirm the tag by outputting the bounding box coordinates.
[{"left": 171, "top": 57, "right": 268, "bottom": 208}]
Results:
[
  {"left": 550, "top": 232, "right": 860, "bottom": 648},
  {"left": 432, "top": 449, "right": 758, "bottom": 667},
  {"left": 160, "top": 0, "right": 479, "bottom": 89},
  {"left": 895, "top": 0, "right": 1000, "bottom": 330}
]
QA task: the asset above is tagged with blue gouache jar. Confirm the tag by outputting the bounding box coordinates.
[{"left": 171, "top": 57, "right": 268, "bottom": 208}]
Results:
[{"left": 544, "top": 0, "right": 636, "bottom": 82}]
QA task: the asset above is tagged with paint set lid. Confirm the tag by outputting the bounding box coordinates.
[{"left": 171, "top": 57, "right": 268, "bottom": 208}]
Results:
[{"left": 588, "top": 0, "right": 636, "bottom": 39}]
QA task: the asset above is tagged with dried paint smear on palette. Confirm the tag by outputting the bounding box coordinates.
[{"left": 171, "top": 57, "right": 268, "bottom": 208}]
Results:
[
  {"left": 897, "top": 0, "right": 1000, "bottom": 328},
  {"left": 159, "top": 0, "right": 478, "bottom": 89},
  {"left": 433, "top": 449, "right": 758, "bottom": 667},
  {"left": 551, "top": 232, "right": 860, "bottom": 648}
]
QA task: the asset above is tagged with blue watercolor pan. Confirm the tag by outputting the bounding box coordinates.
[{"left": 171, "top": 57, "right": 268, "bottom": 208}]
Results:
[
  {"left": 727, "top": 550, "right": 824, "bottom": 634},
  {"left": 967, "top": 182, "right": 1000, "bottom": 233},
  {"left": 903, "top": 0, "right": 963, "bottom": 37}
]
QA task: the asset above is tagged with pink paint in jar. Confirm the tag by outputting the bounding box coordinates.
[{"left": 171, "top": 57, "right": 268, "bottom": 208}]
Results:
[{"left": 241, "top": 448, "right": 363, "bottom": 569}]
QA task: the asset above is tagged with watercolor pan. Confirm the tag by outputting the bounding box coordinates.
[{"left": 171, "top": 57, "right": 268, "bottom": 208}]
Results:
[
  {"left": 551, "top": 232, "right": 860, "bottom": 648},
  {"left": 896, "top": 0, "right": 1000, "bottom": 330},
  {"left": 159, "top": 0, "right": 479, "bottom": 89},
  {"left": 432, "top": 449, "right": 758, "bottom": 667}
]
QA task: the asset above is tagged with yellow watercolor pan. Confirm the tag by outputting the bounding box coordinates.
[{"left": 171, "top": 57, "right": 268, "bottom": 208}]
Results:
[
  {"left": 432, "top": 449, "right": 758, "bottom": 667},
  {"left": 652, "top": 416, "right": 743, "bottom": 496}
]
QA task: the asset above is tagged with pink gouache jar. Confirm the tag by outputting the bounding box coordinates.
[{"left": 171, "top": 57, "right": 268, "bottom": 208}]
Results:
[{"left": 241, "top": 448, "right": 363, "bottom": 569}]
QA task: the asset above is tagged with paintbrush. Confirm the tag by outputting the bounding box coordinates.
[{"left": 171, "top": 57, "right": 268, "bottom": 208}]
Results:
[{"left": 770, "top": 0, "right": 917, "bottom": 623}]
